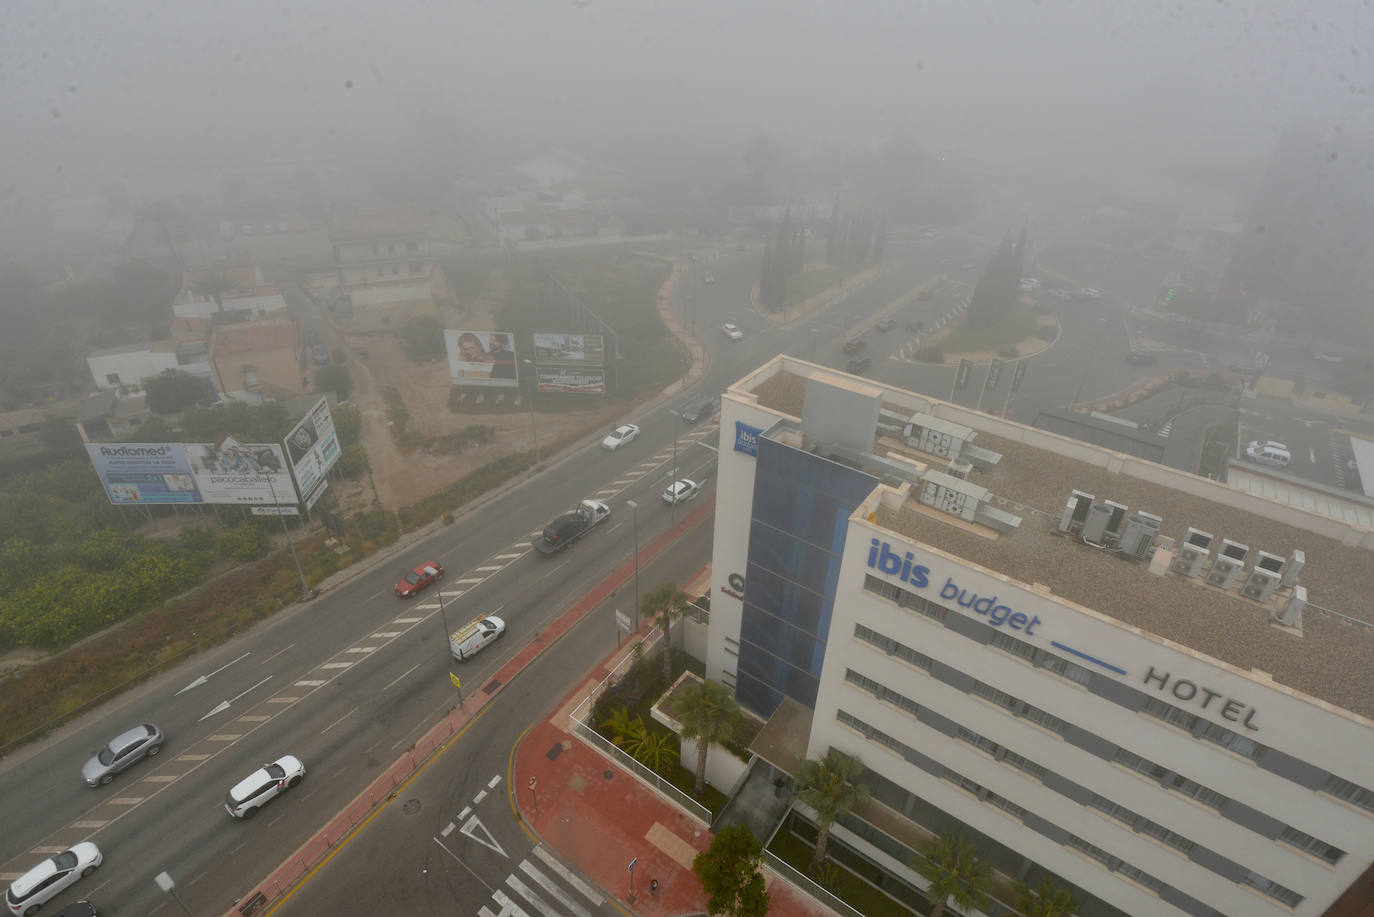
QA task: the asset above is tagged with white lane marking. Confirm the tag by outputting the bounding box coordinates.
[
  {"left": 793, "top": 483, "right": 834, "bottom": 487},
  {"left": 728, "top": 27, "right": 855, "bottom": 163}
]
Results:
[
  {"left": 457, "top": 806, "right": 471, "bottom": 821},
  {"left": 454, "top": 577, "right": 485, "bottom": 585},
  {"left": 394, "top": 616, "right": 423, "bottom": 623},
  {"left": 506, "top": 872, "right": 563, "bottom": 917},
  {"left": 594, "top": 489, "right": 617, "bottom": 496},
  {"left": 458, "top": 814, "right": 507, "bottom": 858},
  {"left": 493, "top": 553, "right": 525, "bottom": 560},
  {"left": 474, "top": 565, "right": 504, "bottom": 573},
  {"left": 440, "top": 821, "right": 456, "bottom": 837},
  {"left": 518, "top": 861, "right": 594, "bottom": 917},
  {"left": 267, "top": 696, "right": 300, "bottom": 703},
  {"left": 533, "top": 846, "right": 604, "bottom": 904},
  {"left": 472, "top": 789, "right": 487, "bottom": 805},
  {"left": 259, "top": 644, "right": 295, "bottom": 666},
  {"left": 176, "top": 651, "right": 251, "bottom": 695},
  {"left": 487, "top": 774, "right": 502, "bottom": 789},
  {"left": 72, "top": 820, "right": 107, "bottom": 828},
  {"left": 320, "top": 707, "right": 358, "bottom": 735},
  {"left": 199, "top": 675, "right": 273, "bottom": 721},
  {"left": 346, "top": 646, "right": 378, "bottom": 653},
  {"left": 321, "top": 662, "right": 352, "bottom": 669},
  {"left": 486, "top": 889, "right": 531, "bottom": 917},
  {"left": 611, "top": 479, "right": 633, "bottom": 485},
  {"left": 110, "top": 797, "right": 143, "bottom": 806},
  {"left": 294, "top": 680, "right": 327, "bottom": 687},
  {"left": 383, "top": 663, "right": 422, "bottom": 691},
  {"left": 371, "top": 631, "right": 401, "bottom": 639},
  {"left": 542, "top": 559, "right": 570, "bottom": 578}
]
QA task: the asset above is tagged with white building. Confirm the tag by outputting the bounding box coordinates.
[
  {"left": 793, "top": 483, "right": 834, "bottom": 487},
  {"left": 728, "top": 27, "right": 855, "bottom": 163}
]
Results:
[
  {"left": 174, "top": 265, "right": 287, "bottom": 320},
  {"left": 708, "top": 355, "right": 1374, "bottom": 917},
  {"left": 86, "top": 342, "right": 212, "bottom": 394}
]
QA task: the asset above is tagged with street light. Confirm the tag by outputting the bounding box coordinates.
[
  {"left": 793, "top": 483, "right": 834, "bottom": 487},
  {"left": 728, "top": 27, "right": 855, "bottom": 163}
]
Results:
[
  {"left": 521, "top": 358, "right": 541, "bottom": 466},
  {"left": 430, "top": 567, "right": 462, "bottom": 707},
  {"left": 264, "top": 474, "right": 311, "bottom": 601},
  {"left": 625, "top": 499, "right": 641, "bottom": 632},
  {"left": 154, "top": 871, "right": 194, "bottom": 917}
]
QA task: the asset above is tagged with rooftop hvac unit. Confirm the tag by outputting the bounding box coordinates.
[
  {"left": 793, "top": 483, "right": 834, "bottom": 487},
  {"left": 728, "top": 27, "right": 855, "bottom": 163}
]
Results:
[
  {"left": 1205, "top": 554, "right": 1245, "bottom": 590},
  {"left": 1240, "top": 567, "right": 1281, "bottom": 602},
  {"left": 1170, "top": 528, "right": 1212, "bottom": 577},
  {"left": 1083, "top": 500, "right": 1127, "bottom": 545},
  {"left": 1280, "top": 549, "right": 1305, "bottom": 588},
  {"left": 947, "top": 459, "right": 973, "bottom": 480},
  {"left": 1118, "top": 512, "right": 1162, "bottom": 560},
  {"left": 1058, "top": 490, "right": 1094, "bottom": 534},
  {"left": 1218, "top": 539, "right": 1250, "bottom": 565},
  {"left": 1274, "top": 585, "right": 1306, "bottom": 627}
]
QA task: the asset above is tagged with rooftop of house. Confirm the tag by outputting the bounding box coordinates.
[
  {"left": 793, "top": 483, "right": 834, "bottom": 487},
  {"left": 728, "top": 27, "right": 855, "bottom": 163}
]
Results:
[
  {"left": 329, "top": 210, "right": 431, "bottom": 242},
  {"left": 210, "top": 319, "right": 299, "bottom": 356},
  {"left": 737, "top": 357, "right": 1374, "bottom": 721}
]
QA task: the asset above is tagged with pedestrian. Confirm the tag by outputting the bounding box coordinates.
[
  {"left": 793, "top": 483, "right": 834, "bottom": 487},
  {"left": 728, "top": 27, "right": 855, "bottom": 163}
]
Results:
[{"left": 649, "top": 879, "right": 659, "bottom": 895}]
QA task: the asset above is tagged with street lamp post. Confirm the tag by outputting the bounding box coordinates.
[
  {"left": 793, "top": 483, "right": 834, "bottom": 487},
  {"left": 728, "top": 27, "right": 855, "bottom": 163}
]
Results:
[
  {"left": 625, "top": 499, "right": 641, "bottom": 632},
  {"left": 431, "top": 569, "right": 462, "bottom": 706},
  {"left": 521, "top": 358, "right": 541, "bottom": 466},
  {"left": 669, "top": 409, "right": 679, "bottom": 526},
  {"left": 154, "top": 871, "right": 194, "bottom": 917},
  {"left": 264, "top": 474, "right": 311, "bottom": 601}
]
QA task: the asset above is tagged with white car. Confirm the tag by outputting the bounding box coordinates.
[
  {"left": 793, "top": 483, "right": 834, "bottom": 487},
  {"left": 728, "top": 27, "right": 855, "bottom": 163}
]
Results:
[
  {"left": 6, "top": 842, "right": 102, "bottom": 916},
  {"left": 1049, "top": 288, "right": 1074, "bottom": 300},
  {"left": 703, "top": 272, "right": 715, "bottom": 283},
  {"left": 225, "top": 755, "right": 306, "bottom": 818},
  {"left": 1019, "top": 277, "right": 1040, "bottom": 291},
  {"left": 722, "top": 323, "right": 744, "bottom": 341},
  {"left": 1079, "top": 287, "right": 1102, "bottom": 300},
  {"left": 601, "top": 424, "right": 640, "bottom": 451},
  {"left": 450, "top": 615, "right": 506, "bottom": 662},
  {"left": 663, "top": 478, "right": 703, "bottom": 505},
  {"left": 1315, "top": 352, "right": 1345, "bottom": 364}
]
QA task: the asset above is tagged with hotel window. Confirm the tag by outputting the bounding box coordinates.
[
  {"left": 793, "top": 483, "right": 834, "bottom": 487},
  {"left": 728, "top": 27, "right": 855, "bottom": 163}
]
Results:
[
  {"left": 1066, "top": 835, "right": 1115, "bottom": 868},
  {"left": 986, "top": 790, "right": 1028, "bottom": 820},
  {"left": 1020, "top": 705, "right": 1070, "bottom": 736},
  {"left": 1242, "top": 871, "right": 1304, "bottom": 908},
  {"left": 1199, "top": 722, "right": 1260, "bottom": 760},
  {"left": 1114, "top": 863, "right": 1166, "bottom": 895},
  {"left": 1113, "top": 748, "right": 1170, "bottom": 782},
  {"left": 1038, "top": 653, "right": 1094, "bottom": 686},
  {"left": 956, "top": 727, "right": 1000, "bottom": 757},
  {"left": 1278, "top": 826, "right": 1345, "bottom": 865},
  {"left": 987, "top": 630, "right": 1036, "bottom": 661},
  {"left": 970, "top": 680, "right": 1019, "bottom": 713},
  {"left": 1321, "top": 774, "right": 1374, "bottom": 814},
  {"left": 1167, "top": 774, "right": 1227, "bottom": 810},
  {"left": 1000, "top": 748, "right": 1048, "bottom": 782},
  {"left": 1142, "top": 698, "right": 1198, "bottom": 731}
]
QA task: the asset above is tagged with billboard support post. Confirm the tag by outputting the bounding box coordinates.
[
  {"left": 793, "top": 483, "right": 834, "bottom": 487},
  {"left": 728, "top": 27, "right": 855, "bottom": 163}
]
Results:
[
  {"left": 521, "top": 358, "right": 541, "bottom": 466},
  {"left": 265, "top": 474, "right": 310, "bottom": 601}
]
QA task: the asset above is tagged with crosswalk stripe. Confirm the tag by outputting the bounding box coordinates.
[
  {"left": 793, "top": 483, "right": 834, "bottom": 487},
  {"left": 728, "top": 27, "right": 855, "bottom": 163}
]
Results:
[
  {"left": 474, "top": 565, "right": 503, "bottom": 572},
  {"left": 347, "top": 646, "right": 378, "bottom": 653},
  {"left": 393, "top": 616, "right": 422, "bottom": 623},
  {"left": 518, "top": 861, "right": 594, "bottom": 917},
  {"left": 507, "top": 873, "right": 563, "bottom": 917},
  {"left": 371, "top": 632, "right": 401, "bottom": 639},
  {"left": 454, "top": 577, "right": 485, "bottom": 585},
  {"left": 488, "top": 889, "right": 532, "bottom": 917},
  {"left": 494, "top": 553, "right": 524, "bottom": 560},
  {"left": 295, "top": 680, "right": 327, "bottom": 687},
  {"left": 321, "top": 662, "right": 352, "bottom": 669},
  {"left": 532, "top": 846, "right": 604, "bottom": 905}
]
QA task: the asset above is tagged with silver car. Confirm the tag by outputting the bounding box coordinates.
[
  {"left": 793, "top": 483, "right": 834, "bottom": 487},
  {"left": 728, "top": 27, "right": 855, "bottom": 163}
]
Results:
[{"left": 82, "top": 724, "right": 164, "bottom": 787}]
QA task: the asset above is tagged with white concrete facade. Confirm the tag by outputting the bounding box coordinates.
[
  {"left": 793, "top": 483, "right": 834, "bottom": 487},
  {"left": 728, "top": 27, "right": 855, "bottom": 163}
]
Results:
[{"left": 707, "top": 356, "right": 1374, "bottom": 917}]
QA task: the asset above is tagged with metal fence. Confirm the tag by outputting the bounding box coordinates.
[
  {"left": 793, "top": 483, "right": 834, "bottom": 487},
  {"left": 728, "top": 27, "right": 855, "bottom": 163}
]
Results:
[
  {"left": 566, "top": 631, "right": 712, "bottom": 824},
  {"left": 762, "top": 850, "right": 869, "bottom": 917}
]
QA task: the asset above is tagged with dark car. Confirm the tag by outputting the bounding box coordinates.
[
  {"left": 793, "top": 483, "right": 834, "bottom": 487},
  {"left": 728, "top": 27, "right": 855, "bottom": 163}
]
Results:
[
  {"left": 905, "top": 319, "right": 925, "bottom": 333},
  {"left": 875, "top": 318, "right": 897, "bottom": 332},
  {"left": 847, "top": 356, "right": 873, "bottom": 374},
  {"left": 680, "top": 397, "right": 715, "bottom": 424},
  {"left": 53, "top": 902, "right": 100, "bottom": 917},
  {"left": 395, "top": 561, "right": 444, "bottom": 598},
  {"left": 1125, "top": 351, "right": 1158, "bottom": 365},
  {"left": 842, "top": 338, "right": 866, "bottom": 355}
]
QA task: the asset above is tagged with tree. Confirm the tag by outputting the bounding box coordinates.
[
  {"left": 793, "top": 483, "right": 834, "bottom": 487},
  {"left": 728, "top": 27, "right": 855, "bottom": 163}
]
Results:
[
  {"left": 795, "top": 749, "right": 870, "bottom": 876},
  {"left": 641, "top": 581, "right": 689, "bottom": 685},
  {"left": 673, "top": 678, "right": 742, "bottom": 796},
  {"left": 912, "top": 832, "right": 993, "bottom": 917},
  {"left": 144, "top": 369, "right": 216, "bottom": 415},
  {"left": 315, "top": 363, "right": 353, "bottom": 400},
  {"left": 694, "top": 824, "right": 770, "bottom": 917},
  {"left": 193, "top": 272, "right": 235, "bottom": 312},
  {"left": 1014, "top": 875, "right": 1079, "bottom": 917},
  {"left": 622, "top": 724, "right": 676, "bottom": 775}
]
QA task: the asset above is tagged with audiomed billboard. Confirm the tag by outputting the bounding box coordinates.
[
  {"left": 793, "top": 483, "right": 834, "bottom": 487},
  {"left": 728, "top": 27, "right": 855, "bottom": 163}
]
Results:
[
  {"left": 533, "top": 332, "right": 605, "bottom": 393},
  {"left": 86, "top": 437, "right": 295, "bottom": 505},
  {"left": 285, "top": 396, "right": 340, "bottom": 506},
  {"left": 444, "top": 330, "right": 519, "bottom": 388}
]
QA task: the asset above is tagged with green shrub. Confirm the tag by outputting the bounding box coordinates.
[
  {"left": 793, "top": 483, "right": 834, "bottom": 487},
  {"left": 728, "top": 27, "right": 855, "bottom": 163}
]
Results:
[{"left": 220, "top": 522, "right": 271, "bottom": 563}]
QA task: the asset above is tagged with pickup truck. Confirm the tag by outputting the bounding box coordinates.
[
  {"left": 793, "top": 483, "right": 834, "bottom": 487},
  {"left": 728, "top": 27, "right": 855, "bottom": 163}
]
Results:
[{"left": 534, "top": 499, "right": 611, "bottom": 554}]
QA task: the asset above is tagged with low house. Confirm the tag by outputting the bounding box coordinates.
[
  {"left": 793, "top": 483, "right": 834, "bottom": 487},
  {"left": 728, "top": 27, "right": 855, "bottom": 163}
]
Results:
[
  {"left": 87, "top": 341, "right": 212, "bottom": 394},
  {"left": 208, "top": 317, "right": 304, "bottom": 402},
  {"left": 175, "top": 265, "right": 287, "bottom": 319}
]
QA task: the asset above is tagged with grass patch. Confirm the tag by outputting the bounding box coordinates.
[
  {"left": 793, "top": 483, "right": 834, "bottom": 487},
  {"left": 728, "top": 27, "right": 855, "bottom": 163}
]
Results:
[
  {"left": 938, "top": 305, "right": 1040, "bottom": 353},
  {"left": 783, "top": 265, "right": 852, "bottom": 308},
  {"left": 769, "top": 822, "right": 920, "bottom": 917}
]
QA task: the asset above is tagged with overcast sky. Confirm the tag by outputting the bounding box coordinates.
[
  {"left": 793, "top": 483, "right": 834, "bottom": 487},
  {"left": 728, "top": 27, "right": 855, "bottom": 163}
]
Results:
[{"left": 2, "top": 0, "right": 1372, "bottom": 196}]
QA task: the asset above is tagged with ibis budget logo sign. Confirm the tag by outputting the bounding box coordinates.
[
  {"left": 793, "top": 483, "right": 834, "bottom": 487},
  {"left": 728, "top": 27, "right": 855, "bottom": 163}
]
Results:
[
  {"left": 867, "top": 539, "right": 1043, "bottom": 636},
  {"left": 733, "top": 421, "right": 762, "bottom": 456}
]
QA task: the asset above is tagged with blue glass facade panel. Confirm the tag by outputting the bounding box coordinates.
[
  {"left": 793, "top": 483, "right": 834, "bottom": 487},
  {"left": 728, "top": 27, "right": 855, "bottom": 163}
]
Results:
[
  {"left": 744, "top": 564, "right": 827, "bottom": 634},
  {"left": 740, "top": 603, "right": 827, "bottom": 672}
]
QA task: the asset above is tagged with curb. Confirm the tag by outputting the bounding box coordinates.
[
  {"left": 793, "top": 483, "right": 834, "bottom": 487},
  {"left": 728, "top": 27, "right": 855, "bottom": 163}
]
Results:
[{"left": 231, "top": 497, "right": 716, "bottom": 917}]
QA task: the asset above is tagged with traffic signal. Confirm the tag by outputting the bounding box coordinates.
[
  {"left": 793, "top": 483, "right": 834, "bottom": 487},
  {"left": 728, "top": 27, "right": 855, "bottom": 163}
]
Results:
[{"left": 1165, "top": 287, "right": 1177, "bottom": 304}]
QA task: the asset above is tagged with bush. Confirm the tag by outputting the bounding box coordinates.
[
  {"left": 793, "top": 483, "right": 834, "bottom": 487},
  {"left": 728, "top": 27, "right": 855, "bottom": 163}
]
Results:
[{"left": 219, "top": 522, "right": 271, "bottom": 563}]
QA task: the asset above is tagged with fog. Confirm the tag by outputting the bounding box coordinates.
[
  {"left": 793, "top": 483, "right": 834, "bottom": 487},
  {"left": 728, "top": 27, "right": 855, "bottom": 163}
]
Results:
[{"left": 3, "top": 0, "right": 1372, "bottom": 204}]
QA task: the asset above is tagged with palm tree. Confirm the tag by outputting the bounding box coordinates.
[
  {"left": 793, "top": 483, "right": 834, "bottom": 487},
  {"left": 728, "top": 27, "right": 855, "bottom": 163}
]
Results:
[
  {"left": 912, "top": 832, "right": 993, "bottom": 917},
  {"left": 1014, "top": 875, "right": 1079, "bottom": 917},
  {"left": 641, "top": 581, "right": 690, "bottom": 685},
  {"left": 794, "top": 749, "right": 870, "bottom": 876},
  {"left": 622, "top": 726, "right": 676, "bottom": 776},
  {"left": 599, "top": 706, "right": 639, "bottom": 747},
  {"left": 674, "top": 678, "right": 742, "bottom": 796}
]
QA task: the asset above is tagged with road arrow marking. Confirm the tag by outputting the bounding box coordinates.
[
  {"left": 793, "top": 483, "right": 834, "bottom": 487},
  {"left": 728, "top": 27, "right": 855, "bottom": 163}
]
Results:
[
  {"left": 176, "top": 652, "right": 251, "bottom": 695},
  {"left": 459, "top": 814, "right": 508, "bottom": 858},
  {"left": 199, "top": 676, "right": 272, "bottom": 721}
]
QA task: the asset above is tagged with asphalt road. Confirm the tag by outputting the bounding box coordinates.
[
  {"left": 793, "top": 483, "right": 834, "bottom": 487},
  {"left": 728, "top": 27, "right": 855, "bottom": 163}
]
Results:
[{"left": 270, "top": 511, "right": 714, "bottom": 917}]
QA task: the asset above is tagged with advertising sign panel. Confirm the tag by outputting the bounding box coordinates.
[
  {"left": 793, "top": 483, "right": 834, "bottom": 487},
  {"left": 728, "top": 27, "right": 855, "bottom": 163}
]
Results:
[
  {"left": 445, "top": 330, "right": 519, "bottom": 388},
  {"left": 532, "top": 333, "right": 605, "bottom": 365},
  {"left": 285, "top": 396, "right": 341, "bottom": 504},
  {"left": 535, "top": 367, "right": 607, "bottom": 394},
  {"left": 87, "top": 438, "right": 296, "bottom": 505}
]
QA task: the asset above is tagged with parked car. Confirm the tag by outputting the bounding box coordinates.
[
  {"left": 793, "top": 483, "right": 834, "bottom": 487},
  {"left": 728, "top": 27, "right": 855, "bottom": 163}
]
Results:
[
  {"left": 703, "top": 272, "right": 715, "bottom": 283},
  {"left": 395, "top": 561, "right": 444, "bottom": 598},
  {"left": 601, "top": 424, "right": 640, "bottom": 451},
  {"left": 311, "top": 343, "right": 329, "bottom": 366},
  {"left": 225, "top": 755, "right": 306, "bottom": 818},
  {"left": 6, "top": 843, "right": 102, "bottom": 916},
  {"left": 680, "top": 397, "right": 715, "bottom": 424},
  {"left": 51, "top": 903, "right": 99, "bottom": 917},
  {"left": 449, "top": 615, "right": 506, "bottom": 661},
  {"left": 721, "top": 322, "right": 744, "bottom": 341},
  {"left": 960, "top": 262, "right": 976, "bottom": 271},
  {"left": 842, "top": 338, "right": 866, "bottom": 355},
  {"left": 1078, "top": 287, "right": 1102, "bottom": 300},
  {"left": 1125, "top": 351, "right": 1158, "bottom": 365},
  {"left": 875, "top": 318, "right": 897, "bottom": 332},
  {"left": 662, "top": 478, "right": 703, "bottom": 505},
  {"left": 82, "top": 724, "right": 165, "bottom": 786},
  {"left": 847, "top": 356, "right": 873, "bottom": 374},
  {"left": 1315, "top": 351, "right": 1345, "bottom": 364}
]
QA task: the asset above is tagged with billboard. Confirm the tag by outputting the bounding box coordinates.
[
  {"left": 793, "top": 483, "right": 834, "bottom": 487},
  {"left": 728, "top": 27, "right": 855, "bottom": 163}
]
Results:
[
  {"left": 86, "top": 438, "right": 296, "bottom": 505},
  {"left": 532, "top": 333, "right": 605, "bottom": 365},
  {"left": 445, "top": 330, "right": 519, "bottom": 388},
  {"left": 535, "top": 367, "right": 607, "bottom": 394},
  {"left": 285, "top": 397, "right": 341, "bottom": 504}
]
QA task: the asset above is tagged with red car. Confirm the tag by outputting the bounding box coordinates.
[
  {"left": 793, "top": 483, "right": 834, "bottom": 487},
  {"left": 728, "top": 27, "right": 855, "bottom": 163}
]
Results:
[
  {"left": 843, "top": 338, "right": 866, "bottom": 355},
  {"left": 395, "top": 561, "right": 444, "bottom": 598}
]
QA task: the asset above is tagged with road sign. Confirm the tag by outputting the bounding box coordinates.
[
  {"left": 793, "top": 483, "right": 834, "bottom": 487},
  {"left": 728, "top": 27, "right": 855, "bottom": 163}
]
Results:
[
  {"left": 615, "top": 610, "right": 632, "bottom": 633},
  {"left": 628, "top": 857, "right": 638, "bottom": 873},
  {"left": 528, "top": 776, "right": 537, "bottom": 790},
  {"left": 449, "top": 673, "right": 461, "bottom": 689},
  {"left": 251, "top": 506, "right": 300, "bottom": 516}
]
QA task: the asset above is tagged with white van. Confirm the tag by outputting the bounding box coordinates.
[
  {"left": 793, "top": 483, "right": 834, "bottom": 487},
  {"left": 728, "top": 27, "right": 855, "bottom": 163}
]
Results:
[
  {"left": 1246, "top": 440, "right": 1291, "bottom": 468},
  {"left": 450, "top": 616, "right": 506, "bottom": 662}
]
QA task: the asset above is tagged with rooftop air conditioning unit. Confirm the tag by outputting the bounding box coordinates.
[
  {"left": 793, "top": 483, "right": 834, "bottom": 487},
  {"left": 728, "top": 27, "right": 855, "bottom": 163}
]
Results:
[
  {"left": 1058, "top": 490, "right": 1094, "bottom": 534},
  {"left": 1083, "top": 500, "right": 1127, "bottom": 545},
  {"left": 1171, "top": 528, "right": 1212, "bottom": 577},
  {"left": 1118, "top": 512, "right": 1162, "bottom": 560},
  {"left": 1205, "top": 539, "right": 1249, "bottom": 590},
  {"left": 1280, "top": 549, "right": 1305, "bottom": 588},
  {"left": 1240, "top": 567, "right": 1280, "bottom": 602},
  {"left": 1274, "top": 585, "right": 1306, "bottom": 627},
  {"left": 947, "top": 460, "right": 973, "bottom": 481}
]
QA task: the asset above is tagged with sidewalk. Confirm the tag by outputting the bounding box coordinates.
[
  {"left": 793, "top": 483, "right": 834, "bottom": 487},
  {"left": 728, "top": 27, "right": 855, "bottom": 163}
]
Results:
[{"left": 512, "top": 584, "right": 832, "bottom": 917}]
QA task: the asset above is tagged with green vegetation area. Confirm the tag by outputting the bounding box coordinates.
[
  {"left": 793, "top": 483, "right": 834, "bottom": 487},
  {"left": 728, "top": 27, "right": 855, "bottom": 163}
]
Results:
[
  {"left": 769, "top": 825, "right": 918, "bottom": 917},
  {"left": 938, "top": 304, "right": 1042, "bottom": 354},
  {"left": 784, "top": 265, "right": 852, "bottom": 308},
  {"left": 440, "top": 250, "right": 681, "bottom": 405}
]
